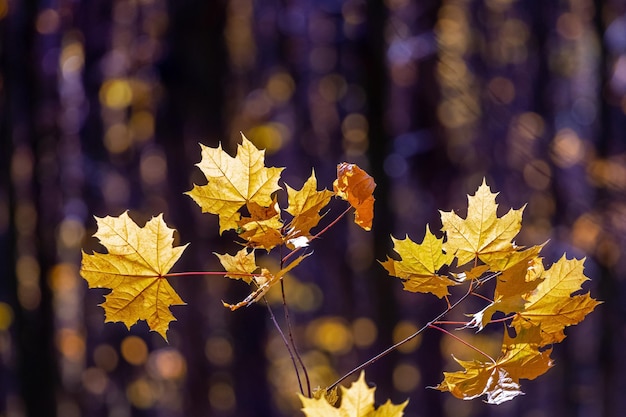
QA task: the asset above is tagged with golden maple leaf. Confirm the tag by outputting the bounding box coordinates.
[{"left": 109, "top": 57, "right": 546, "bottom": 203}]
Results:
[
  {"left": 511, "top": 255, "right": 601, "bottom": 345},
  {"left": 237, "top": 200, "right": 284, "bottom": 250},
  {"left": 467, "top": 246, "right": 545, "bottom": 330},
  {"left": 333, "top": 162, "right": 376, "bottom": 231},
  {"left": 381, "top": 225, "right": 456, "bottom": 298},
  {"left": 440, "top": 179, "right": 524, "bottom": 267},
  {"left": 186, "top": 133, "right": 284, "bottom": 233},
  {"left": 300, "top": 371, "right": 408, "bottom": 417},
  {"left": 221, "top": 253, "right": 310, "bottom": 311},
  {"left": 214, "top": 247, "right": 258, "bottom": 282},
  {"left": 80, "top": 212, "right": 188, "bottom": 340},
  {"left": 285, "top": 169, "right": 334, "bottom": 247},
  {"left": 435, "top": 324, "right": 553, "bottom": 404}
]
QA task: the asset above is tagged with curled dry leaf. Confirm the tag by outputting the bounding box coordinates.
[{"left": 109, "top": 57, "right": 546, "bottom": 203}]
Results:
[{"left": 333, "top": 162, "right": 376, "bottom": 231}]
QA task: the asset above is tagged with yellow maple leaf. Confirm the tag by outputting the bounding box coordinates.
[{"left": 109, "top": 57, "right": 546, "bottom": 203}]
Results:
[
  {"left": 222, "top": 253, "right": 310, "bottom": 311},
  {"left": 80, "top": 212, "right": 188, "bottom": 340},
  {"left": 468, "top": 246, "right": 545, "bottom": 330},
  {"left": 381, "top": 225, "right": 456, "bottom": 298},
  {"left": 285, "top": 169, "right": 334, "bottom": 247},
  {"left": 237, "top": 200, "right": 284, "bottom": 250},
  {"left": 333, "top": 162, "right": 376, "bottom": 231},
  {"left": 186, "top": 133, "right": 284, "bottom": 233},
  {"left": 435, "top": 324, "right": 553, "bottom": 405},
  {"left": 300, "top": 371, "right": 407, "bottom": 417},
  {"left": 214, "top": 247, "right": 258, "bottom": 283},
  {"left": 511, "top": 255, "right": 601, "bottom": 345},
  {"left": 440, "top": 179, "right": 525, "bottom": 267}
]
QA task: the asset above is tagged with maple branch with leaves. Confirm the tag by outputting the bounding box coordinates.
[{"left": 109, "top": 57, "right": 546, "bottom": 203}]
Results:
[{"left": 80, "top": 134, "right": 599, "bottom": 415}]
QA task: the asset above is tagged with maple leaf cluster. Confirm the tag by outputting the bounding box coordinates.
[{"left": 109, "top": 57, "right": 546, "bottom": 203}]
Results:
[
  {"left": 79, "top": 134, "right": 600, "bottom": 411},
  {"left": 382, "top": 180, "right": 600, "bottom": 404},
  {"left": 80, "top": 134, "right": 376, "bottom": 338}
]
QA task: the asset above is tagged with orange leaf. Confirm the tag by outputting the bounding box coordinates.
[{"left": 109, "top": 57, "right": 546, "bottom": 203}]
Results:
[
  {"left": 333, "top": 162, "right": 376, "bottom": 231},
  {"left": 186, "top": 133, "right": 284, "bottom": 233},
  {"left": 80, "top": 212, "right": 188, "bottom": 341}
]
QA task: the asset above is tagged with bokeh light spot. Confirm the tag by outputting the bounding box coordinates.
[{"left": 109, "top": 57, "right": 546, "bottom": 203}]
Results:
[
  {"left": 93, "top": 344, "right": 119, "bottom": 372},
  {"left": 104, "top": 123, "right": 132, "bottom": 154},
  {"left": 551, "top": 128, "right": 585, "bottom": 168},
  {"left": 121, "top": 335, "right": 148, "bottom": 366},
  {"left": 126, "top": 378, "right": 156, "bottom": 409},
  {"left": 352, "top": 317, "right": 377, "bottom": 348},
  {"left": 205, "top": 337, "right": 233, "bottom": 366},
  {"left": 248, "top": 124, "right": 285, "bottom": 154},
  {"left": 36, "top": 9, "right": 60, "bottom": 34},
  {"left": 82, "top": 367, "right": 109, "bottom": 395},
  {"left": 100, "top": 79, "right": 133, "bottom": 109},
  {"left": 487, "top": 76, "right": 515, "bottom": 104},
  {"left": 209, "top": 382, "right": 236, "bottom": 412},
  {"left": 140, "top": 150, "right": 167, "bottom": 186},
  {"left": 306, "top": 317, "right": 353, "bottom": 354},
  {"left": 266, "top": 72, "right": 295, "bottom": 103},
  {"left": 130, "top": 111, "right": 155, "bottom": 142},
  {"left": 523, "top": 159, "right": 552, "bottom": 191},
  {"left": 393, "top": 321, "right": 421, "bottom": 353},
  {"left": 58, "top": 218, "right": 85, "bottom": 249},
  {"left": 149, "top": 348, "right": 187, "bottom": 380},
  {"left": 57, "top": 328, "right": 85, "bottom": 362},
  {"left": 393, "top": 363, "right": 421, "bottom": 392},
  {"left": 0, "top": 0, "right": 8, "bottom": 20},
  {"left": 0, "top": 302, "right": 14, "bottom": 331}
]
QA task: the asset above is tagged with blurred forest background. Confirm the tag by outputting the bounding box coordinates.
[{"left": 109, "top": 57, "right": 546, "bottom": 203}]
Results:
[{"left": 1, "top": 0, "right": 625, "bottom": 416}]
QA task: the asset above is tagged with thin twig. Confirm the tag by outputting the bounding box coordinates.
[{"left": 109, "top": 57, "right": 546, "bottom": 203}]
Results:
[
  {"left": 428, "top": 323, "right": 496, "bottom": 363},
  {"left": 282, "top": 206, "right": 352, "bottom": 264},
  {"left": 263, "top": 298, "right": 304, "bottom": 395},
  {"left": 326, "top": 272, "right": 500, "bottom": 391},
  {"left": 280, "top": 278, "right": 311, "bottom": 397},
  {"left": 164, "top": 271, "right": 243, "bottom": 277}
]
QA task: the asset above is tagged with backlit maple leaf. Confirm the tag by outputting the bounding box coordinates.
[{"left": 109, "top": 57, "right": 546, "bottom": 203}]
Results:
[
  {"left": 237, "top": 200, "right": 284, "bottom": 250},
  {"left": 214, "top": 247, "right": 258, "bottom": 283},
  {"left": 333, "top": 162, "right": 376, "bottom": 231},
  {"left": 300, "top": 371, "right": 407, "bottom": 417},
  {"left": 435, "top": 324, "right": 553, "bottom": 404},
  {"left": 511, "top": 255, "right": 600, "bottom": 344},
  {"left": 285, "top": 169, "right": 334, "bottom": 247},
  {"left": 222, "top": 253, "right": 310, "bottom": 311},
  {"left": 441, "top": 179, "right": 524, "bottom": 267},
  {"left": 381, "top": 225, "right": 456, "bottom": 298},
  {"left": 186, "top": 133, "right": 284, "bottom": 233},
  {"left": 80, "top": 212, "right": 188, "bottom": 340},
  {"left": 468, "top": 246, "right": 545, "bottom": 330}
]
